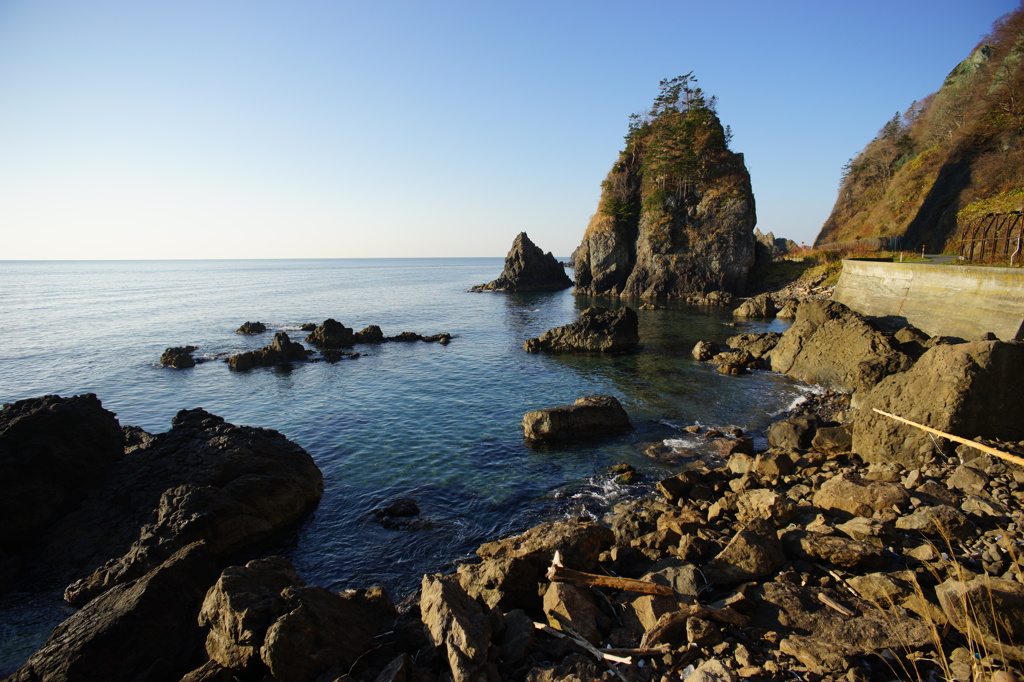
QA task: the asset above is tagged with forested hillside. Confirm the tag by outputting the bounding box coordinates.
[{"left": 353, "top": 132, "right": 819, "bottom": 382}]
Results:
[{"left": 815, "top": 5, "right": 1024, "bottom": 254}]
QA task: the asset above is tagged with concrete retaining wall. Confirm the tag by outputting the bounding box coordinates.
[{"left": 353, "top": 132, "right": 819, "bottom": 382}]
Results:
[{"left": 832, "top": 259, "right": 1024, "bottom": 341}]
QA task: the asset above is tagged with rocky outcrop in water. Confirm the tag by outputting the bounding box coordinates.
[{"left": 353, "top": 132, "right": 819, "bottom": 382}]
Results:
[
  {"left": 305, "top": 318, "right": 355, "bottom": 348},
  {"left": 160, "top": 345, "right": 198, "bottom": 368},
  {"left": 573, "top": 76, "right": 756, "bottom": 299},
  {"left": 228, "top": 332, "right": 311, "bottom": 370},
  {"left": 522, "top": 395, "right": 632, "bottom": 442},
  {"left": 4, "top": 397, "right": 323, "bottom": 682},
  {"left": 523, "top": 307, "right": 639, "bottom": 354},
  {"left": 236, "top": 321, "right": 267, "bottom": 335},
  {"left": 470, "top": 232, "right": 572, "bottom": 292}
]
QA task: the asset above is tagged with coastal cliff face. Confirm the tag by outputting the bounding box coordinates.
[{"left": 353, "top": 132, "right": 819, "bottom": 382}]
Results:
[
  {"left": 574, "top": 75, "right": 756, "bottom": 298},
  {"left": 815, "top": 6, "right": 1024, "bottom": 253}
]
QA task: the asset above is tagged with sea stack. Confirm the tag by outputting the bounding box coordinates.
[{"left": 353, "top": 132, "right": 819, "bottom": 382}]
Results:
[
  {"left": 573, "top": 74, "right": 756, "bottom": 299},
  {"left": 471, "top": 232, "right": 572, "bottom": 292}
]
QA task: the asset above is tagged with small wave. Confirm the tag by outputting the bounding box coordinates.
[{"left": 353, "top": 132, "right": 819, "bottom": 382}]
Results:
[
  {"left": 773, "top": 383, "right": 826, "bottom": 416},
  {"left": 662, "top": 437, "right": 701, "bottom": 451}
]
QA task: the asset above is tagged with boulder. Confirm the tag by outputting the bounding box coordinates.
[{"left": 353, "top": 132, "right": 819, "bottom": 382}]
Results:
[
  {"left": 304, "top": 319, "right": 355, "bottom": 348},
  {"left": 733, "top": 294, "right": 777, "bottom": 318},
  {"left": 457, "top": 519, "right": 613, "bottom": 614},
  {"left": 470, "top": 232, "right": 572, "bottom": 292},
  {"left": 691, "top": 340, "right": 721, "bottom": 361},
  {"left": 7, "top": 542, "right": 217, "bottom": 682},
  {"left": 775, "top": 300, "right": 798, "bottom": 319},
  {"left": 522, "top": 395, "right": 631, "bottom": 441},
  {"left": 61, "top": 407, "right": 323, "bottom": 606},
  {"left": 736, "top": 489, "right": 796, "bottom": 525},
  {"left": 199, "top": 556, "right": 303, "bottom": 670},
  {"left": 853, "top": 340, "right": 1024, "bottom": 466},
  {"left": 542, "top": 582, "right": 604, "bottom": 645},
  {"left": 810, "top": 424, "right": 853, "bottom": 453},
  {"left": 724, "top": 332, "right": 781, "bottom": 358},
  {"left": 779, "top": 529, "right": 886, "bottom": 570},
  {"left": 260, "top": 585, "right": 384, "bottom": 682},
  {"left": 0, "top": 394, "right": 125, "bottom": 547},
  {"left": 811, "top": 473, "right": 909, "bottom": 518},
  {"left": 160, "top": 345, "right": 198, "bottom": 368},
  {"left": 228, "top": 332, "right": 310, "bottom": 370},
  {"left": 766, "top": 300, "right": 911, "bottom": 395},
  {"left": 936, "top": 577, "right": 1024, "bottom": 662},
  {"left": 354, "top": 325, "right": 384, "bottom": 344},
  {"left": 235, "top": 321, "right": 266, "bottom": 335},
  {"left": 766, "top": 416, "right": 818, "bottom": 451},
  {"left": 523, "top": 307, "right": 639, "bottom": 354},
  {"left": 894, "top": 505, "right": 974, "bottom": 540},
  {"left": 420, "top": 574, "right": 498, "bottom": 682},
  {"left": 705, "top": 517, "right": 786, "bottom": 586}
]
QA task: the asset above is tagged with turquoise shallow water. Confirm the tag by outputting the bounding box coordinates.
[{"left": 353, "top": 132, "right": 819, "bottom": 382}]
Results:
[{"left": 0, "top": 258, "right": 811, "bottom": 669}]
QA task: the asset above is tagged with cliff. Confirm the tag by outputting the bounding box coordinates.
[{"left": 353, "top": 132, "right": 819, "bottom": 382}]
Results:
[
  {"left": 573, "top": 74, "right": 757, "bottom": 299},
  {"left": 815, "top": 6, "right": 1024, "bottom": 255}
]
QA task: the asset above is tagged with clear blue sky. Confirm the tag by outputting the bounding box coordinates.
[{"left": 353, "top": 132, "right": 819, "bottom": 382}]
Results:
[{"left": 1, "top": 0, "right": 1018, "bottom": 259}]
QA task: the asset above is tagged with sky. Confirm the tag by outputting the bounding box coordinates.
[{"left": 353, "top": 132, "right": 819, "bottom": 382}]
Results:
[{"left": 0, "top": 0, "right": 1019, "bottom": 260}]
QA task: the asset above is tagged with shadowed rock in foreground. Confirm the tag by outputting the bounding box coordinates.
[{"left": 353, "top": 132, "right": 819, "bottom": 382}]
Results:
[{"left": 470, "top": 232, "right": 571, "bottom": 292}]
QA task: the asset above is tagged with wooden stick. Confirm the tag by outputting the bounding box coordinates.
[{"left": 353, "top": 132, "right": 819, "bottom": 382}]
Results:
[
  {"left": 546, "top": 564, "right": 675, "bottom": 597},
  {"left": 872, "top": 409, "right": 1024, "bottom": 467},
  {"left": 818, "top": 592, "right": 855, "bottom": 617}
]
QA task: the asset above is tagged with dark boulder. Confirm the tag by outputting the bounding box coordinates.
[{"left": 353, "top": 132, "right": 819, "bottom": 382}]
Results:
[
  {"left": 523, "top": 307, "right": 639, "bottom": 354},
  {"left": 160, "top": 346, "right": 198, "bottom": 369},
  {"left": 235, "top": 321, "right": 267, "bottom": 335},
  {"left": 54, "top": 407, "right": 323, "bottom": 606},
  {"left": 304, "top": 319, "right": 355, "bottom": 349},
  {"left": 354, "top": 325, "right": 384, "bottom": 344},
  {"left": 228, "top": 332, "right": 310, "bottom": 371},
  {"left": 0, "top": 394, "right": 125, "bottom": 548},
  {"left": 470, "top": 232, "right": 572, "bottom": 292},
  {"left": 7, "top": 542, "right": 217, "bottom": 682},
  {"left": 522, "top": 395, "right": 632, "bottom": 442}
]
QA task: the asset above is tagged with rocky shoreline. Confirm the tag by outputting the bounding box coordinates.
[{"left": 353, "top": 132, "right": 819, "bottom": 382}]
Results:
[{"left": 3, "top": 295, "right": 1024, "bottom": 682}]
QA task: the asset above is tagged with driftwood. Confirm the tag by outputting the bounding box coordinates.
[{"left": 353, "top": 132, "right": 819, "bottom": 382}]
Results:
[
  {"left": 872, "top": 409, "right": 1024, "bottom": 467},
  {"left": 546, "top": 551, "right": 675, "bottom": 597}
]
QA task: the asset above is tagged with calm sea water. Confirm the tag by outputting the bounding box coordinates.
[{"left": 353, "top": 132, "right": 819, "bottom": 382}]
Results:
[{"left": 0, "top": 258, "right": 811, "bottom": 669}]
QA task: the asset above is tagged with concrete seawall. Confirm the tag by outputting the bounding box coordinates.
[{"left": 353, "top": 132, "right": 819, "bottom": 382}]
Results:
[{"left": 832, "top": 259, "right": 1024, "bottom": 341}]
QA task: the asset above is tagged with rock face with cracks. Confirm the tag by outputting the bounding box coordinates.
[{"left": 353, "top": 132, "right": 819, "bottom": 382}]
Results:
[{"left": 470, "top": 232, "right": 572, "bottom": 292}]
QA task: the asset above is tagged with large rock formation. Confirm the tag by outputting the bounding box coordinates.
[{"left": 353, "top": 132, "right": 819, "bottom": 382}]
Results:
[
  {"left": 523, "top": 307, "right": 639, "bottom": 354},
  {"left": 4, "top": 398, "right": 324, "bottom": 681},
  {"left": 228, "top": 332, "right": 310, "bottom": 370},
  {"left": 573, "top": 75, "right": 756, "bottom": 299},
  {"left": 766, "top": 300, "right": 911, "bottom": 395},
  {"left": 853, "top": 339, "right": 1024, "bottom": 466},
  {"left": 471, "top": 232, "right": 572, "bottom": 292}
]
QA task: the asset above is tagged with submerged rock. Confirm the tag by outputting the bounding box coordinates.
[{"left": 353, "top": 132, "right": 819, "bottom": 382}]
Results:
[
  {"left": 470, "top": 232, "right": 572, "bottom": 292},
  {"left": 522, "top": 395, "right": 632, "bottom": 442},
  {"left": 523, "top": 306, "right": 639, "bottom": 354}
]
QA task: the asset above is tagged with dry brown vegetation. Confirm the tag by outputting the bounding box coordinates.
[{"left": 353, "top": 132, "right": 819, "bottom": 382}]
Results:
[{"left": 815, "top": 4, "right": 1024, "bottom": 254}]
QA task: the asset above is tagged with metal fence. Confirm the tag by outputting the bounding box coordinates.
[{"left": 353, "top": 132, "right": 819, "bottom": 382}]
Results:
[{"left": 958, "top": 212, "right": 1024, "bottom": 264}]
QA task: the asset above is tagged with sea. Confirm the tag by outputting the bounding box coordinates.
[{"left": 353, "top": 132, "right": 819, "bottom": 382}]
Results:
[{"left": 0, "top": 258, "right": 814, "bottom": 670}]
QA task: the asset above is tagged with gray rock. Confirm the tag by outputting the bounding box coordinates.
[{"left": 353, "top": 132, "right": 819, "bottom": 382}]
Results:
[
  {"left": 767, "top": 416, "right": 818, "bottom": 451},
  {"left": 853, "top": 340, "right": 1024, "bottom": 466},
  {"left": 705, "top": 517, "right": 786, "bottom": 585},
  {"left": 420, "top": 574, "right": 497, "bottom": 682},
  {"left": 895, "top": 505, "right": 974, "bottom": 539},
  {"left": 936, "top": 577, "right": 1024, "bottom": 661},
  {"left": 812, "top": 473, "right": 910, "bottom": 518},
  {"left": 766, "top": 300, "right": 911, "bottom": 395},
  {"left": 523, "top": 307, "right": 639, "bottom": 354},
  {"left": 470, "top": 232, "right": 572, "bottom": 292},
  {"left": 779, "top": 529, "right": 886, "bottom": 570},
  {"left": 522, "top": 395, "right": 631, "bottom": 441},
  {"left": 733, "top": 294, "right": 777, "bottom": 319}
]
